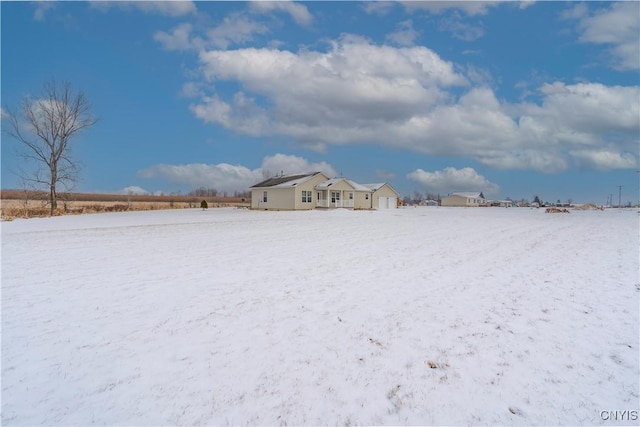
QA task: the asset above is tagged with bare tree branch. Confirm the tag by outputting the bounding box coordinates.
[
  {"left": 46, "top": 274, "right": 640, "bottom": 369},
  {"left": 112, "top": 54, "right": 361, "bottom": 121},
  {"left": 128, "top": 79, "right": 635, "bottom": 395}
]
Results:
[{"left": 3, "top": 80, "right": 96, "bottom": 215}]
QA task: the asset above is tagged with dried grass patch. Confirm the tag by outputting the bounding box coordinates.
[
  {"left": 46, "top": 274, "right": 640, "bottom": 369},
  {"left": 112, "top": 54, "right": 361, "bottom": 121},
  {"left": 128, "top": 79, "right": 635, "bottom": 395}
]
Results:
[{"left": 1, "top": 198, "right": 247, "bottom": 220}]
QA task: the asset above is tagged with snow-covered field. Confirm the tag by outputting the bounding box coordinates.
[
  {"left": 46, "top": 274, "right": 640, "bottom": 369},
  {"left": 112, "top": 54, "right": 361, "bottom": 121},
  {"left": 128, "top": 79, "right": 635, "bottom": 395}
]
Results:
[{"left": 2, "top": 207, "right": 638, "bottom": 425}]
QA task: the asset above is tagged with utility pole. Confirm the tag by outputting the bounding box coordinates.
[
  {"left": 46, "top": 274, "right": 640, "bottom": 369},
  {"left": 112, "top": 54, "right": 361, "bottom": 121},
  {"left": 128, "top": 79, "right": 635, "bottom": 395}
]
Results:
[{"left": 617, "top": 185, "right": 623, "bottom": 208}]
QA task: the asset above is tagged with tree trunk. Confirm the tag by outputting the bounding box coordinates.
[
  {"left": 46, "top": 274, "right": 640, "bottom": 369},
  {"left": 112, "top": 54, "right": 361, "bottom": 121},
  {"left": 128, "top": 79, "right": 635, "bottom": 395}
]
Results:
[{"left": 50, "top": 167, "right": 57, "bottom": 215}]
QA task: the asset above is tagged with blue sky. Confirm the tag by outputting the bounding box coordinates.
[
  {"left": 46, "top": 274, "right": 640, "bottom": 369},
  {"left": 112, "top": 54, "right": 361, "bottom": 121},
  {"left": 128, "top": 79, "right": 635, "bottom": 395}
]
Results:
[{"left": 2, "top": 1, "right": 639, "bottom": 204}]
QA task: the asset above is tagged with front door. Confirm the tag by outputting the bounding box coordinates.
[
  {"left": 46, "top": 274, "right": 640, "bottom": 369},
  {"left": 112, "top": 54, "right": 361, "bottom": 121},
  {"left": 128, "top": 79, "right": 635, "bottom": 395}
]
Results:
[{"left": 331, "top": 191, "right": 341, "bottom": 207}]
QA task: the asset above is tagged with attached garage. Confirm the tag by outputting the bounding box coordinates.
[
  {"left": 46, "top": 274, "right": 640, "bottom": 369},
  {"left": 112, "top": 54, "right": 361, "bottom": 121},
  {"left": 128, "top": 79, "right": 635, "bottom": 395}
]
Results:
[
  {"left": 378, "top": 196, "right": 397, "bottom": 209},
  {"left": 362, "top": 183, "right": 400, "bottom": 210}
]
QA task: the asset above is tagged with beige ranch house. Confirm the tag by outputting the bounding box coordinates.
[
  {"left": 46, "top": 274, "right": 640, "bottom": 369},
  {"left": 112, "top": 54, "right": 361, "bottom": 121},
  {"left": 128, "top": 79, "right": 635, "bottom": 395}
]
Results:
[
  {"left": 250, "top": 172, "right": 399, "bottom": 211},
  {"left": 441, "top": 192, "right": 486, "bottom": 207}
]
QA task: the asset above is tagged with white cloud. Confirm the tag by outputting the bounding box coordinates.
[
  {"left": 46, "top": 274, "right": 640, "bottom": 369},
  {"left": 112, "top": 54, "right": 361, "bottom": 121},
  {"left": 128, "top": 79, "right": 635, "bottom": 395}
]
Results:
[
  {"left": 179, "top": 82, "right": 202, "bottom": 98},
  {"left": 138, "top": 163, "right": 262, "bottom": 193},
  {"left": 137, "top": 154, "right": 337, "bottom": 192},
  {"left": 33, "top": 2, "right": 56, "bottom": 21},
  {"left": 190, "top": 93, "right": 271, "bottom": 137},
  {"left": 402, "top": 2, "right": 530, "bottom": 41},
  {"left": 153, "top": 2, "right": 312, "bottom": 53},
  {"left": 564, "top": 2, "right": 640, "bottom": 71},
  {"left": 402, "top": 1, "right": 500, "bottom": 16},
  {"left": 249, "top": 1, "right": 313, "bottom": 27},
  {"left": 186, "top": 37, "right": 638, "bottom": 173},
  {"left": 570, "top": 150, "right": 638, "bottom": 170},
  {"left": 407, "top": 167, "right": 500, "bottom": 195},
  {"left": 153, "top": 23, "right": 204, "bottom": 51},
  {"left": 261, "top": 153, "right": 337, "bottom": 178},
  {"left": 386, "top": 20, "right": 420, "bottom": 47},
  {"left": 438, "top": 13, "right": 485, "bottom": 41},
  {"left": 193, "top": 36, "right": 468, "bottom": 142},
  {"left": 121, "top": 186, "right": 149, "bottom": 195},
  {"left": 207, "top": 12, "right": 270, "bottom": 49},
  {"left": 518, "top": 1, "right": 536, "bottom": 10},
  {"left": 362, "top": 2, "right": 396, "bottom": 16},
  {"left": 535, "top": 82, "right": 639, "bottom": 134},
  {"left": 91, "top": 1, "right": 196, "bottom": 17},
  {"left": 514, "top": 82, "right": 640, "bottom": 164}
]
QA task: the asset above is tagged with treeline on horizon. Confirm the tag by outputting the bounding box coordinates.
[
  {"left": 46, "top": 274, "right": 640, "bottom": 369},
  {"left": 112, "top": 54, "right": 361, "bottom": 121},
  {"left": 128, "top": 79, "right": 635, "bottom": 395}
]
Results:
[{"left": 1, "top": 188, "right": 251, "bottom": 203}]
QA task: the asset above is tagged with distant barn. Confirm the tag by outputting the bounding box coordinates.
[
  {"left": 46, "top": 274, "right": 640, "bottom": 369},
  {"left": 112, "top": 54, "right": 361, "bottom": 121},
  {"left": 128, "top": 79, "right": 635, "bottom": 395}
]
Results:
[{"left": 441, "top": 192, "right": 486, "bottom": 207}]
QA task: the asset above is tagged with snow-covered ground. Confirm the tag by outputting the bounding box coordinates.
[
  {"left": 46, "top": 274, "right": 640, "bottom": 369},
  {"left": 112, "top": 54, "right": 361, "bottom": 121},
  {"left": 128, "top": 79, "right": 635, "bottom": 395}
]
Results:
[{"left": 2, "top": 207, "right": 638, "bottom": 425}]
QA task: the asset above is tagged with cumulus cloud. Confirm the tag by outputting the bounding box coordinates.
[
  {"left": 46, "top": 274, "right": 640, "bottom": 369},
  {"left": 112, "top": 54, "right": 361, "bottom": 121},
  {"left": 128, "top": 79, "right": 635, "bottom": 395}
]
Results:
[
  {"left": 401, "top": 1, "right": 500, "bottom": 16},
  {"left": 137, "top": 154, "right": 337, "bottom": 192},
  {"left": 191, "top": 36, "right": 468, "bottom": 145},
  {"left": 261, "top": 153, "right": 338, "bottom": 178},
  {"left": 518, "top": 1, "right": 536, "bottom": 10},
  {"left": 91, "top": 1, "right": 196, "bottom": 17},
  {"left": 179, "top": 81, "right": 202, "bottom": 98},
  {"left": 530, "top": 82, "right": 639, "bottom": 136},
  {"left": 154, "top": 2, "right": 312, "bottom": 52},
  {"left": 563, "top": 2, "right": 640, "bottom": 71},
  {"left": 207, "top": 12, "right": 270, "bottom": 49},
  {"left": 570, "top": 150, "right": 638, "bottom": 170},
  {"left": 185, "top": 35, "right": 638, "bottom": 173},
  {"left": 386, "top": 20, "right": 420, "bottom": 46},
  {"left": 33, "top": 2, "right": 56, "bottom": 21},
  {"left": 153, "top": 23, "right": 204, "bottom": 51},
  {"left": 138, "top": 163, "right": 261, "bottom": 193},
  {"left": 249, "top": 1, "right": 313, "bottom": 26},
  {"left": 438, "top": 13, "right": 485, "bottom": 41},
  {"left": 407, "top": 167, "right": 500, "bottom": 195},
  {"left": 513, "top": 82, "right": 640, "bottom": 170},
  {"left": 402, "top": 2, "right": 529, "bottom": 41},
  {"left": 362, "top": 2, "right": 396, "bottom": 16}
]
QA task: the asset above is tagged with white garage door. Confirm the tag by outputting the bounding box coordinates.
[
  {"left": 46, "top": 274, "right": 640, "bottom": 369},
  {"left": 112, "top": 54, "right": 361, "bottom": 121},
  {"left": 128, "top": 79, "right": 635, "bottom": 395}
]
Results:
[{"left": 378, "top": 197, "right": 396, "bottom": 209}]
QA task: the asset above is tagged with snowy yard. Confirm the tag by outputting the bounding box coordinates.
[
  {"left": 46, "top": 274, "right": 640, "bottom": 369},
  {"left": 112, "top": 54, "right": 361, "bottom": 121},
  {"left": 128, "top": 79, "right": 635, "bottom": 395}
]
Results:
[{"left": 2, "top": 207, "right": 638, "bottom": 425}]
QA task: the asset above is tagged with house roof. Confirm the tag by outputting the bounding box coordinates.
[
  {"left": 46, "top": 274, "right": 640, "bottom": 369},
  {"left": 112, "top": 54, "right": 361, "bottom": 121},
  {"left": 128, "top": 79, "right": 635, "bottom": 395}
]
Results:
[
  {"left": 345, "top": 180, "right": 374, "bottom": 192},
  {"left": 315, "top": 178, "right": 373, "bottom": 192},
  {"left": 361, "top": 183, "right": 399, "bottom": 195},
  {"left": 250, "top": 172, "right": 323, "bottom": 188},
  {"left": 361, "top": 183, "right": 385, "bottom": 191},
  {"left": 315, "top": 178, "right": 347, "bottom": 189},
  {"left": 252, "top": 173, "right": 397, "bottom": 195},
  {"left": 451, "top": 192, "right": 485, "bottom": 199}
]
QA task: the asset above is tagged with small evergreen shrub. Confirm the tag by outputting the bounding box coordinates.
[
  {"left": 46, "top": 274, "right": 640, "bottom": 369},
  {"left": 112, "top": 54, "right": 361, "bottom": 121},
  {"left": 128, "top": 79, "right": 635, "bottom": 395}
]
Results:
[{"left": 200, "top": 200, "right": 208, "bottom": 210}]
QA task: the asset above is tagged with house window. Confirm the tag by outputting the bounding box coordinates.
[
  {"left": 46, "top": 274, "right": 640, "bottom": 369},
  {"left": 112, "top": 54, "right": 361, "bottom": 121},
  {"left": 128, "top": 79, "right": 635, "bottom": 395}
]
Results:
[
  {"left": 349, "top": 192, "right": 353, "bottom": 200},
  {"left": 331, "top": 191, "right": 341, "bottom": 203},
  {"left": 302, "top": 190, "right": 312, "bottom": 203},
  {"left": 365, "top": 194, "right": 369, "bottom": 200},
  {"left": 263, "top": 191, "right": 268, "bottom": 203}
]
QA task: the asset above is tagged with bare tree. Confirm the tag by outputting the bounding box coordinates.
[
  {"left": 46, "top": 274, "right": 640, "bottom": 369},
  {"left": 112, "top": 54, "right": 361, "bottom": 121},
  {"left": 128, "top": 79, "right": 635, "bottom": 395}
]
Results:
[{"left": 5, "top": 80, "right": 96, "bottom": 215}]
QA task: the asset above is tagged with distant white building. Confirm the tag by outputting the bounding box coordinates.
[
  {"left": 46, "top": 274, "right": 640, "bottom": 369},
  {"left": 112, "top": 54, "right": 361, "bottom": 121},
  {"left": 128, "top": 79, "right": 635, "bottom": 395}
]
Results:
[
  {"left": 487, "top": 199, "right": 513, "bottom": 207},
  {"left": 441, "top": 192, "right": 486, "bottom": 207}
]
